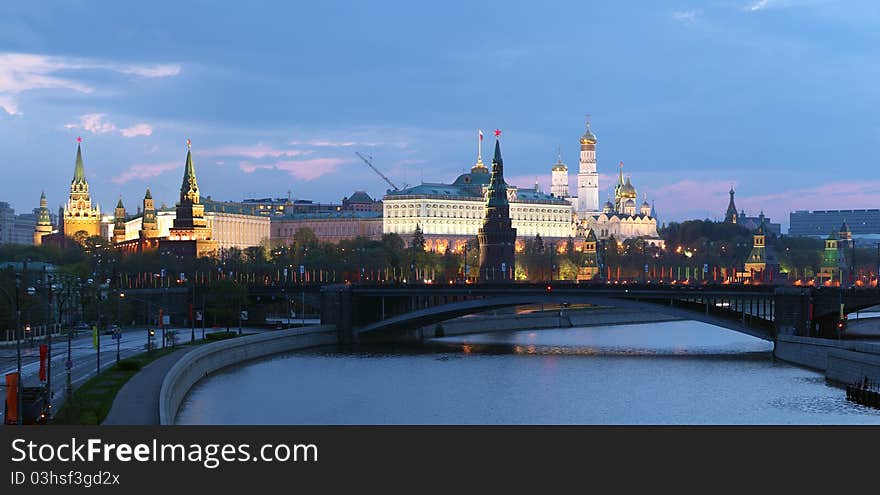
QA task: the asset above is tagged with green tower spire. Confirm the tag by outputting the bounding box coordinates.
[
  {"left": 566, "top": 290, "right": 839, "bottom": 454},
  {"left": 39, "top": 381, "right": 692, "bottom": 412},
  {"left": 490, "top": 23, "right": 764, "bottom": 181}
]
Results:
[
  {"left": 73, "top": 141, "right": 86, "bottom": 185},
  {"left": 179, "top": 139, "right": 200, "bottom": 204},
  {"left": 486, "top": 138, "right": 508, "bottom": 207}
]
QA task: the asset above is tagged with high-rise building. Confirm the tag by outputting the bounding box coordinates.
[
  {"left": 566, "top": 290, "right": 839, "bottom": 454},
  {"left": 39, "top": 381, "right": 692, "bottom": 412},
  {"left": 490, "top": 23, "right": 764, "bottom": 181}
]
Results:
[{"left": 789, "top": 209, "right": 880, "bottom": 244}]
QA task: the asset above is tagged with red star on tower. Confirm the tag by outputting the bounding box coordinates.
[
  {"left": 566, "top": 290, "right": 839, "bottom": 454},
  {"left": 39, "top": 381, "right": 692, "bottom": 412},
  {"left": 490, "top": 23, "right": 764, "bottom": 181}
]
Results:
[{"left": 493, "top": 129, "right": 502, "bottom": 138}]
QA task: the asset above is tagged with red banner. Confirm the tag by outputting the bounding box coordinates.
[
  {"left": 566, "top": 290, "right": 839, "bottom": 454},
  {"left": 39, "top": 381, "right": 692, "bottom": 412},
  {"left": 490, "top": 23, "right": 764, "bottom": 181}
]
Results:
[
  {"left": 39, "top": 344, "right": 48, "bottom": 382},
  {"left": 5, "top": 372, "right": 18, "bottom": 424}
]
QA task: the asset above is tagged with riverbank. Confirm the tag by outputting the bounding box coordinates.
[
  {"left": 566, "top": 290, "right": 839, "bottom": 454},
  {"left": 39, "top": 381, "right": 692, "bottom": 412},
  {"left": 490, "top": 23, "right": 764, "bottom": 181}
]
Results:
[
  {"left": 160, "top": 325, "right": 336, "bottom": 425},
  {"left": 774, "top": 335, "right": 880, "bottom": 386}
]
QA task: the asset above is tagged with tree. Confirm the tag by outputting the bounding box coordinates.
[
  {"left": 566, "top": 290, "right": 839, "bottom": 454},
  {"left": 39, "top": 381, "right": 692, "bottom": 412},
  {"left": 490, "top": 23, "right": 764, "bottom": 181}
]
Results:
[
  {"left": 533, "top": 233, "right": 545, "bottom": 254},
  {"left": 411, "top": 224, "right": 425, "bottom": 251},
  {"left": 293, "top": 227, "right": 319, "bottom": 248}
]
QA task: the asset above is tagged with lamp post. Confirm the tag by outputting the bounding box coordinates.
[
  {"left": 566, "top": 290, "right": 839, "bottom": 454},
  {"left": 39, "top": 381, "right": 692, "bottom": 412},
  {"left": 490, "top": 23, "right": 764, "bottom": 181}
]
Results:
[
  {"left": 190, "top": 275, "right": 196, "bottom": 343},
  {"left": 300, "top": 263, "right": 306, "bottom": 326},
  {"left": 44, "top": 272, "right": 54, "bottom": 418}
]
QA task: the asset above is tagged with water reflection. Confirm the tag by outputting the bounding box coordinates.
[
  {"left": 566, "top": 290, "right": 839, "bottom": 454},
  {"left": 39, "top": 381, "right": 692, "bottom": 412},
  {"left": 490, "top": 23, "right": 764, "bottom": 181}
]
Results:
[{"left": 176, "top": 320, "right": 880, "bottom": 425}]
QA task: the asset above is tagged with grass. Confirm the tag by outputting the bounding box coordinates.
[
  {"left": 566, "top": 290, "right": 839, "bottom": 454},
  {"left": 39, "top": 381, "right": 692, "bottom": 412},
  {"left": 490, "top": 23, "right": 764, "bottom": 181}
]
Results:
[{"left": 51, "top": 331, "right": 252, "bottom": 425}]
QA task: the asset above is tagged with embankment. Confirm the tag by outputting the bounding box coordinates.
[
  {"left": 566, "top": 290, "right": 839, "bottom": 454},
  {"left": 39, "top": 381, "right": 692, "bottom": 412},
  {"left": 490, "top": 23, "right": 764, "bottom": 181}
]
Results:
[{"left": 159, "top": 326, "right": 336, "bottom": 425}]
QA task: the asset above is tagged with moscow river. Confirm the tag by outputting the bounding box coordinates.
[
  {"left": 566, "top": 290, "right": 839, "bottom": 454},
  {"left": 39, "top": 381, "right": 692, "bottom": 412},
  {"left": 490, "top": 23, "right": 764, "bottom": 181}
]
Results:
[{"left": 176, "top": 320, "right": 880, "bottom": 425}]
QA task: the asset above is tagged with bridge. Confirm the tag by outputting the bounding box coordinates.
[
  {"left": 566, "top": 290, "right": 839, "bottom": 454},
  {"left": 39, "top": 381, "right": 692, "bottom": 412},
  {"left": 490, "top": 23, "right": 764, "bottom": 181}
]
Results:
[{"left": 320, "top": 282, "right": 880, "bottom": 344}]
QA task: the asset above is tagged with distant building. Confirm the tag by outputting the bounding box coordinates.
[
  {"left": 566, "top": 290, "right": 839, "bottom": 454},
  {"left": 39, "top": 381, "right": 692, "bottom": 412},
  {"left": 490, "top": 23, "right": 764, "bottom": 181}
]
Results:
[
  {"left": 819, "top": 222, "right": 855, "bottom": 284},
  {"left": 742, "top": 220, "right": 780, "bottom": 280},
  {"left": 789, "top": 209, "right": 880, "bottom": 245},
  {"left": 271, "top": 211, "right": 383, "bottom": 245},
  {"left": 722, "top": 188, "right": 781, "bottom": 236},
  {"left": 342, "top": 191, "right": 382, "bottom": 212},
  {"left": 0, "top": 200, "right": 52, "bottom": 246}
]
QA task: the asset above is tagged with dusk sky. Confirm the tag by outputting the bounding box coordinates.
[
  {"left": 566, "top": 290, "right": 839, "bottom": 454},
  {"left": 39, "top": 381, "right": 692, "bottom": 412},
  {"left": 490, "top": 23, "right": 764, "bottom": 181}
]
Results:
[{"left": 1, "top": 1, "right": 878, "bottom": 230}]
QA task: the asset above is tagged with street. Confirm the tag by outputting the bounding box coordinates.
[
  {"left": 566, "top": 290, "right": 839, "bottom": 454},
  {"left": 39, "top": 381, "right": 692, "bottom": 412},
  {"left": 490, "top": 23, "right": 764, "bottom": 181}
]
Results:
[{"left": 0, "top": 325, "right": 272, "bottom": 424}]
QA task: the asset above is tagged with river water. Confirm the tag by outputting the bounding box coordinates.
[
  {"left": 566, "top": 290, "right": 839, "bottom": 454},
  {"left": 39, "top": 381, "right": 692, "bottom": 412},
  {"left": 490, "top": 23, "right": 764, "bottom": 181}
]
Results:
[{"left": 176, "top": 320, "right": 880, "bottom": 425}]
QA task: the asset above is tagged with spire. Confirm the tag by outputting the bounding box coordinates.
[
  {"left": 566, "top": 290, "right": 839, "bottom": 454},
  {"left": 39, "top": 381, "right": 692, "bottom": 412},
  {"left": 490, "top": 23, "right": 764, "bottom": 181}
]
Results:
[
  {"left": 145, "top": 187, "right": 152, "bottom": 200},
  {"left": 725, "top": 186, "right": 738, "bottom": 223},
  {"left": 40, "top": 190, "right": 47, "bottom": 207},
  {"left": 180, "top": 139, "right": 200, "bottom": 204},
  {"left": 472, "top": 129, "right": 487, "bottom": 172},
  {"left": 116, "top": 196, "right": 124, "bottom": 209},
  {"left": 487, "top": 134, "right": 509, "bottom": 207},
  {"left": 618, "top": 161, "right": 624, "bottom": 185},
  {"left": 73, "top": 139, "right": 86, "bottom": 184}
]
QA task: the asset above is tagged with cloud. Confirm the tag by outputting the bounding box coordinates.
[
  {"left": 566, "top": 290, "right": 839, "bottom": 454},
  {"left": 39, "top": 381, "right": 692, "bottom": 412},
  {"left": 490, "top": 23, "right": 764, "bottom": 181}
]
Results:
[
  {"left": 0, "top": 95, "right": 21, "bottom": 116},
  {"left": 672, "top": 10, "right": 702, "bottom": 24},
  {"left": 65, "top": 113, "right": 153, "bottom": 138},
  {"left": 201, "top": 144, "right": 311, "bottom": 159},
  {"left": 66, "top": 113, "right": 116, "bottom": 133},
  {"left": 747, "top": 0, "right": 771, "bottom": 11},
  {"left": 0, "top": 52, "right": 180, "bottom": 115},
  {"left": 288, "top": 139, "right": 362, "bottom": 147},
  {"left": 120, "top": 123, "right": 153, "bottom": 137},
  {"left": 111, "top": 162, "right": 179, "bottom": 184},
  {"left": 239, "top": 158, "right": 347, "bottom": 180}
]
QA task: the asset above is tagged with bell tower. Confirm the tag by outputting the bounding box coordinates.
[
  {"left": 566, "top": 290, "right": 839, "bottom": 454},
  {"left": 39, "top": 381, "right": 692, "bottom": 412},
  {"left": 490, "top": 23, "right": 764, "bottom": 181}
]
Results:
[{"left": 576, "top": 118, "right": 599, "bottom": 217}]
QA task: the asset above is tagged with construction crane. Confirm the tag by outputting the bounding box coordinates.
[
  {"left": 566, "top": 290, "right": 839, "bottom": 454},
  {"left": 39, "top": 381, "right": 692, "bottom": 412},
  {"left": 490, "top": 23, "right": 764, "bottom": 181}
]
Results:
[{"left": 355, "top": 152, "right": 403, "bottom": 192}]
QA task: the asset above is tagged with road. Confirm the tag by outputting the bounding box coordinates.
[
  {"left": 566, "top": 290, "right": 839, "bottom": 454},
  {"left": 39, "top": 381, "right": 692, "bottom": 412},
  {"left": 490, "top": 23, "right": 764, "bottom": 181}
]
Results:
[{"left": 0, "top": 325, "right": 270, "bottom": 424}]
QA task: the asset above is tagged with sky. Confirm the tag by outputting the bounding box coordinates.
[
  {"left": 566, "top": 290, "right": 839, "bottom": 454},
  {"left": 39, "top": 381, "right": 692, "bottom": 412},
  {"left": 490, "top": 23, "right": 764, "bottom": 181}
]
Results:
[{"left": 1, "top": 0, "right": 878, "bottom": 231}]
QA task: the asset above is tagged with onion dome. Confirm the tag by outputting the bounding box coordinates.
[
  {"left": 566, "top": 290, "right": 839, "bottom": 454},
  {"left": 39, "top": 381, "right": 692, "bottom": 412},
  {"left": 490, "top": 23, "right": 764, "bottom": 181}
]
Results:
[
  {"left": 551, "top": 152, "right": 567, "bottom": 172},
  {"left": 580, "top": 121, "right": 597, "bottom": 145},
  {"left": 603, "top": 197, "right": 614, "bottom": 214},
  {"left": 624, "top": 199, "right": 635, "bottom": 209},
  {"left": 620, "top": 176, "right": 637, "bottom": 198}
]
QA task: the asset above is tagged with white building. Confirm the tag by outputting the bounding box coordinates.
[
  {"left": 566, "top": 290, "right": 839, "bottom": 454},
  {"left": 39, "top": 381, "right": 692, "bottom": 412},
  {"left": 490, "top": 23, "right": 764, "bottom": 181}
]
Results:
[{"left": 383, "top": 137, "right": 573, "bottom": 253}]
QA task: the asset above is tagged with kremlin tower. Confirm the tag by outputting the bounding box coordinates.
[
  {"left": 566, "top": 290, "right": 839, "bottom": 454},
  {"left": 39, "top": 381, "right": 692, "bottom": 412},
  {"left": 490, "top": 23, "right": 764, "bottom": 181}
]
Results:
[
  {"left": 478, "top": 131, "right": 516, "bottom": 281},
  {"left": 161, "top": 140, "right": 217, "bottom": 257},
  {"left": 33, "top": 191, "right": 53, "bottom": 245},
  {"left": 63, "top": 138, "right": 102, "bottom": 239}
]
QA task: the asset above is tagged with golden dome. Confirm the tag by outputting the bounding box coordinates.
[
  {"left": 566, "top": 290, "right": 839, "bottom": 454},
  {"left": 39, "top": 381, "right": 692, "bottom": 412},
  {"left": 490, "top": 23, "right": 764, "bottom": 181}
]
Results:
[
  {"left": 620, "top": 176, "right": 637, "bottom": 198},
  {"left": 580, "top": 122, "right": 597, "bottom": 145}
]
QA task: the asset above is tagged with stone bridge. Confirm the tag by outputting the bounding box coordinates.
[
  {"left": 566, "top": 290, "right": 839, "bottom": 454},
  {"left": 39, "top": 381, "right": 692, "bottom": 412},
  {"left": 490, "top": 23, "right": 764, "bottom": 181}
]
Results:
[{"left": 319, "top": 282, "right": 880, "bottom": 344}]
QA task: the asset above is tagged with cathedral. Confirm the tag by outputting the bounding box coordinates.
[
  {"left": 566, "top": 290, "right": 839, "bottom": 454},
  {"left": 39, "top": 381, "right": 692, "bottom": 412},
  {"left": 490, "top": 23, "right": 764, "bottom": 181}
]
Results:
[{"left": 552, "top": 121, "right": 663, "bottom": 248}]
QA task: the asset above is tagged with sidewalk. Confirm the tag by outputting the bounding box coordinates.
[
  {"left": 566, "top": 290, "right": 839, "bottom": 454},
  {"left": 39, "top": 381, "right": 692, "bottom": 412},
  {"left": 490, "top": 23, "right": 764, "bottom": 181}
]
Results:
[{"left": 102, "top": 348, "right": 191, "bottom": 425}]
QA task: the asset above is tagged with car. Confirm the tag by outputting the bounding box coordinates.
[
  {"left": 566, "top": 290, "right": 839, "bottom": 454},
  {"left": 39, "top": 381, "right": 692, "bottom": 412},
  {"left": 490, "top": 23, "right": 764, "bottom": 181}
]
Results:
[{"left": 103, "top": 325, "right": 120, "bottom": 335}]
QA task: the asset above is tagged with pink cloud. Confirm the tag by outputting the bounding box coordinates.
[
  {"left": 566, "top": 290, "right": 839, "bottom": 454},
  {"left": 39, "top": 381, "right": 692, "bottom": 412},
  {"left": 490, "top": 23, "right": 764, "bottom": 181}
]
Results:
[
  {"left": 65, "top": 113, "right": 153, "bottom": 138},
  {"left": 112, "top": 162, "right": 179, "bottom": 184},
  {"left": 239, "top": 158, "right": 347, "bottom": 180},
  {"left": 120, "top": 123, "right": 153, "bottom": 137},
  {"left": 201, "top": 144, "right": 312, "bottom": 159},
  {"left": 288, "top": 139, "right": 374, "bottom": 147},
  {"left": 66, "top": 113, "right": 116, "bottom": 134}
]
